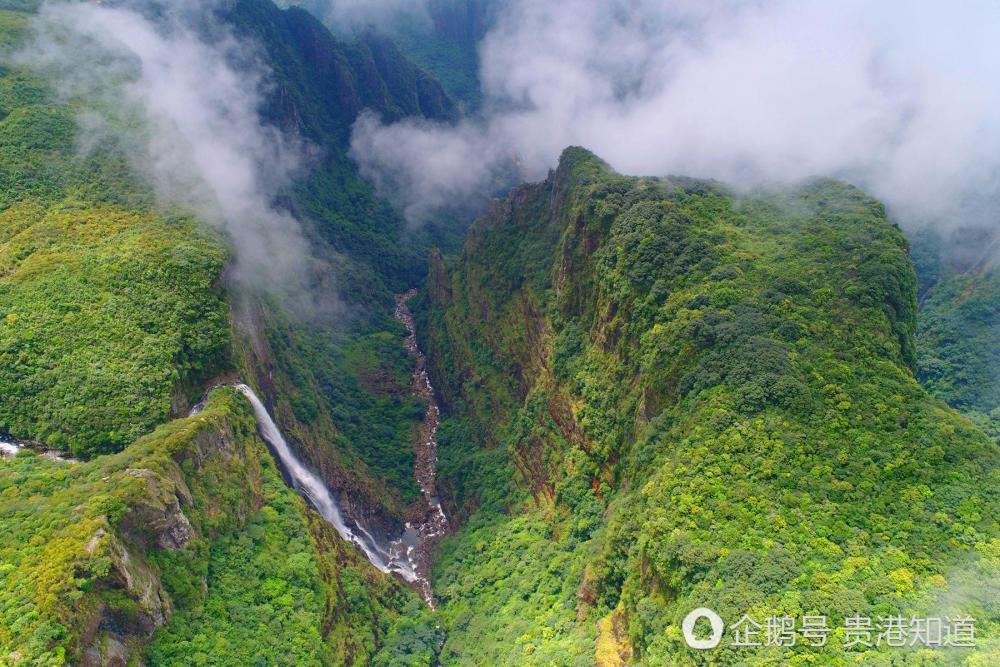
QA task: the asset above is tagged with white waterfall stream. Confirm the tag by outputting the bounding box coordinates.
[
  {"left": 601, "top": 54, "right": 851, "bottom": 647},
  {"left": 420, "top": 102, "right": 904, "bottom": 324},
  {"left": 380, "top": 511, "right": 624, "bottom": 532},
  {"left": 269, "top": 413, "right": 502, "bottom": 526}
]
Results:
[
  {"left": 233, "top": 384, "right": 422, "bottom": 585},
  {"left": 0, "top": 438, "right": 77, "bottom": 463},
  {"left": 2, "top": 349, "right": 444, "bottom": 600},
  {"left": 0, "top": 440, "right": 20, "bottom": 458},
  {"left": 188, "top": 293, "right": 448, "bottom": 605}
]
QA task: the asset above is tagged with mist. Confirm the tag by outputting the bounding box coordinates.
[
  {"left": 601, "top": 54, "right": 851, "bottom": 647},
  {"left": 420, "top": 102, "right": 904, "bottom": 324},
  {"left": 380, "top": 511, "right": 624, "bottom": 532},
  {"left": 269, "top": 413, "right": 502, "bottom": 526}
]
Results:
[
  {"left": 284, "top": 0, "right": 432, "bottom": 35},
  {"left": 350, "top": 111, "right": 508, "bottom": 225},
  {"left": 349, "top": 0, "right": 1000, "bottom": 240},
  {"left": 20, "top": 0, "right": 318, "bottom": 297}
]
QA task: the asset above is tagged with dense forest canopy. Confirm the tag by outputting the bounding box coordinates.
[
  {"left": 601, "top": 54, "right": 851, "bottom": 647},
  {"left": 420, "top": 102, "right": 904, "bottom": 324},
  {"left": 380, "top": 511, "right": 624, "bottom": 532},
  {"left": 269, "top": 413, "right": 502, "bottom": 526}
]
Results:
[{"left": 0, "top": 1, "right": 996, "bottom": 666}]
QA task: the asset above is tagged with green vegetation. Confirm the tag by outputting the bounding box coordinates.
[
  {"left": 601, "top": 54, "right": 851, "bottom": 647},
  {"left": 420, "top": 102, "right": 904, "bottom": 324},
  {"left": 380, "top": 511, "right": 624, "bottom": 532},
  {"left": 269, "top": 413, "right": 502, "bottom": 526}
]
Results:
[
  {"left": 913, "top": 228, "right": 999, "bottom": 440},
  {"left": 0, "top": 2, "right": 438, "bottom": 664},
  {"left": 146, "top": 449, "right": 328, "bottom": 665},
  {"left": 388, "top": 0, "right": 494, "bottom": 111},
  {"left": 221, "top": 0, "right": 471, "bottom": 519},
  {"left": 0, "top": 389, "right": 262, "bottom": 664},
  {"left": 0, "top": 201, "right": 229, "bottom": 458},
  {"left": 0, "top": 9, "right": 230, "bottom": 458},
  {"left": 4, "top": 0, "right": 996, "bottom": 663},
  {"left": 286, "top": 0, "right": 489, "bottom": 111},
  {"left": 228, "top": 0, "right": 463, "bottom": 295},
  {"left": 147, "top": 434, "right": 432, "bottom": 667},
  {"left": 419, "top": 148, "right": 999, "bottom": 665},
  {"left": 0, "top": 388, "right": 430, "bottom": 666},
  {"left": 917, "top": 266, "right": 999, "bottom": 438},
  {"left": 257, "top": 312, "right": 425, "bottom": 506},
  {"left": 433, "top": 503, "right": 597, "bottom": 665}
]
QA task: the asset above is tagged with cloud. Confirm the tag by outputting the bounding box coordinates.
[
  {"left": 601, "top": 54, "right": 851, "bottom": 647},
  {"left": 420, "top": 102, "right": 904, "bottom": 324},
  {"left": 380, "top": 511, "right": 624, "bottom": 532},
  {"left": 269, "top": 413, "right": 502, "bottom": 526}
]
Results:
[
  {"left": 20, "top": 0, "right": 318, "bottom": 297},
  {"left": 349, "top": 111, "right": 509, "bottom": 224},
  {"left": 349, "top": 0, "right": 1000, "bottom": 234}
]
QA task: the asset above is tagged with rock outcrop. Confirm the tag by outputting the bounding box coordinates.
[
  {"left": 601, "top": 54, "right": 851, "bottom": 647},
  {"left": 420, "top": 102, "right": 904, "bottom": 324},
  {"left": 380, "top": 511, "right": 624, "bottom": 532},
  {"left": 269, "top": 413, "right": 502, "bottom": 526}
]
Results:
[{"left": 64, "top": 389, "right": 267, "bottom": 665}]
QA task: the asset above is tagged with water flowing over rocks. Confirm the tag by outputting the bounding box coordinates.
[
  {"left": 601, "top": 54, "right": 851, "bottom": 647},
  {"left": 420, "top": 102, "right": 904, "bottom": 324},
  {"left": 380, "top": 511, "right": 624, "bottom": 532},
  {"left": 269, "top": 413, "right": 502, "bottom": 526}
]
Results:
[
  {"left": 232, "top": 356, "right": 448, "bottom": 605},
  {"left": 0, "top": 438, "right": 78, "bottom": 463},
  {"left": 189, "top": 291, "right": 449, "bottom": 605},
  {"left": 393, "top": 289, "right": 449, "bottom": 606},
  {"left": 233, "top": 384, "right": 422, "bottom": 585}
]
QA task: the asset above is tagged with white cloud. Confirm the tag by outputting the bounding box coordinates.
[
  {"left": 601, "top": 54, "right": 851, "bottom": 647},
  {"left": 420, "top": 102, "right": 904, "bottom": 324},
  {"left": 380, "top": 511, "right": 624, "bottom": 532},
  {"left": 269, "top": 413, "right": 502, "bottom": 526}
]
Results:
[
  {"left": 22, "top": 0, "right": 315, "bottom": 293},
  {"left": 351, "top": 0, "right": 1000, "bottom": 233}
]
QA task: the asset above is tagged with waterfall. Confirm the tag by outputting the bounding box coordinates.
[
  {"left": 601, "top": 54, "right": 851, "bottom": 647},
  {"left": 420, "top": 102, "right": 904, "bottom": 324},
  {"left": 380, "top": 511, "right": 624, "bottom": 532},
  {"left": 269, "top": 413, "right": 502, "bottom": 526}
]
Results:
[
  {"left": 0, "top": 441, "right": 19, "bottom": 458},
  {"left": 0, "top": 438, "right": 76, "bottom": 463},
  {"left": 233, "top": 384, "right": 421, "bottom": 584}
]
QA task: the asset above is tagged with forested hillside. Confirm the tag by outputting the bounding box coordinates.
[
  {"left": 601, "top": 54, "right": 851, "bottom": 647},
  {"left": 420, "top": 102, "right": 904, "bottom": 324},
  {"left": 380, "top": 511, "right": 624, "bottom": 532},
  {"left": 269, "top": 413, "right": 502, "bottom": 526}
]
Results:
[
  {"left": 222, "top": 0, "right": 463, "bottom": 517},
  {"left": 417, "top": 148, "right": 999, "bottom": 665},
  {"left": 289, "top": 0, "right": 495, "bottom": 110},
  {"left": 0, "top": 1, "right": 451, "bottom": 663},
  {"left": 0, "top": 7, "right": 230, "bottom": 458},
  {"left": 913, "top": 228, "right": 999, "bottom": 440},
  {"left": 0, "top": 0, "right": 997, "bottom": 665},
  {"left": 0, "top": 388, "right": 429, "bottom": 665}
]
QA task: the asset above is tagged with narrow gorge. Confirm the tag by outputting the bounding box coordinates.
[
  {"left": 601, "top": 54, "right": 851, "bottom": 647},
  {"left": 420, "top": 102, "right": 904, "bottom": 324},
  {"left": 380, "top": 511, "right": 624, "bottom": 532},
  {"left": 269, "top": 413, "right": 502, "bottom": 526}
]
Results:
[
  {"left": 394, "top": 289, "right": 450, "bottom": 606},
  {"left": 188, "top": 290, "right": 450, "bottom": 606},
  {"left": 1, "top": 1, "right": 996, "bottom": 664}
]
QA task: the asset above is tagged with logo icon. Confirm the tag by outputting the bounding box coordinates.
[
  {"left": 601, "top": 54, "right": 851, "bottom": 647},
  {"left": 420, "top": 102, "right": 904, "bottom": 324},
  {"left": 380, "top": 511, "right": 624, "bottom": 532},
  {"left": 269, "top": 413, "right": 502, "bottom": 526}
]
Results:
[{"left": 682, "top": 607, "right": 724, "bottom": 649}]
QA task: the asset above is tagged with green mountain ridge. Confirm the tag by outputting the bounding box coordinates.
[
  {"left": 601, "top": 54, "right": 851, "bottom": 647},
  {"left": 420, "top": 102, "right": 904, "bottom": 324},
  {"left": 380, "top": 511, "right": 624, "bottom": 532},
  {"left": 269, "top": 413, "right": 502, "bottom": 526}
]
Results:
[
  {"left": 416, "top": 147, "right": 999, "bottom": 665},
  {"left": 0, "top": 1, "right": 451, "bottom": 663},
  {"left": 288, "top": 0, "right": 495, "bottom": 110},
  {"left": 0, "top": 1, "right": 996, "bottom": 665}
]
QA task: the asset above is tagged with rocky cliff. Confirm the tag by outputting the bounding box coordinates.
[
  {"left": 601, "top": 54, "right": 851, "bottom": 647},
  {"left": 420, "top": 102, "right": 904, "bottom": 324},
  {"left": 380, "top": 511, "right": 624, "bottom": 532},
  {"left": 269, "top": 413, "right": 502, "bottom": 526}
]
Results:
[{"left": 416, "top": 148, "right": 999, "bottom": 665}]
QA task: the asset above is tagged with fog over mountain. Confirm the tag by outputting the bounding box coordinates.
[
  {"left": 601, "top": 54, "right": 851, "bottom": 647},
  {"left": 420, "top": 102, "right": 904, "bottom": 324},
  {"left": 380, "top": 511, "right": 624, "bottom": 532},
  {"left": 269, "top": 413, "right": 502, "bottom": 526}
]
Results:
[
  {"left": 21, "top": 0, "right": 314, "bottom": 292},
  {"left": 347, "top": 0, "right": 1000, "bottom": 243},
  {"left": 289, "top": 0, "right": 434, "bottom": 34},
  {"left": 0, "top": 1, "right": 996, "bottom": 665}
]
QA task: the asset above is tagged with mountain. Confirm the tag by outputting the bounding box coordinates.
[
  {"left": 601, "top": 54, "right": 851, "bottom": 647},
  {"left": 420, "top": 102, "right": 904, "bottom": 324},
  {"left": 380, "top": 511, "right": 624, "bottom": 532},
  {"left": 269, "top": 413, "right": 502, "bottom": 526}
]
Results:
[
  {"left": 291, "top": 0, "right": 498, "bottom": 111},
  {"left": 913, "top": 227, "right": 999, "bottom": 440},
  {"left": 0, "top": 1, "right": 997, "bottom": 665},
  {"left": 0, "top": 1, "right": 454, "bottom": 663},
  {"left": 0, "top": 9, "right": 230, "bottom": 459},
  {"left": 379, "top": 0, "right": 497, "bottom": 111},
  {"left": 415, "top": 148, "right": 999, "bottom": 664},
  {"left": 219, "top": 0, "right": 464, "bottom": 520},
  {"left": 226, "top": 0, "right": 463, "bottom": 289}
]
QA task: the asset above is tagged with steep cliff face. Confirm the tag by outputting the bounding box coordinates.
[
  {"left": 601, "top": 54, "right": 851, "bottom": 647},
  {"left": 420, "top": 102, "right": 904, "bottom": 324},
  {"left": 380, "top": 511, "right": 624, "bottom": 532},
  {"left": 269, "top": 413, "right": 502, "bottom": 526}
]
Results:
[
  {"left": 0, "top": 2, "right": 447, "bottom": 662},
  {"left": 0, "top": 389, "right": 426, "bottom": 665},
  {"left": 213, "top": 0, "right": 465, "bottom": 535},
  {"left": 385, "top": 0, "right": 497, "bottom": 110},
  {"left": 226, "top": 0, "right": 460, "bottom": 294},
  {"left": 290, "top": 0, "right": 495, "bottom": 110},
  {"left": 0, "top": 390, "right": 262, "bottom": 663},
  {"left": 418, "top": 148, "right": 999, "bottom": 664},
  {"left": 229, "top": 0, "right": 457, "bottom": 146},
  {"left": 913, "top": 227, "right": 1000, "bottom": 440}
]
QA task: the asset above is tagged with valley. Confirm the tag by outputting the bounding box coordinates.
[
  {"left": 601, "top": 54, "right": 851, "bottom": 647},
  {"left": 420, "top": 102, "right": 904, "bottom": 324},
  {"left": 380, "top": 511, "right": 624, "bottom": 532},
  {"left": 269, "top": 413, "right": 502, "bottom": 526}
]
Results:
[
  {"left": 393, "top": 289, "right": 450, "bottom": 606},
  {"left": 0, "top": 1, "right": 996, "bottom": 666}
]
